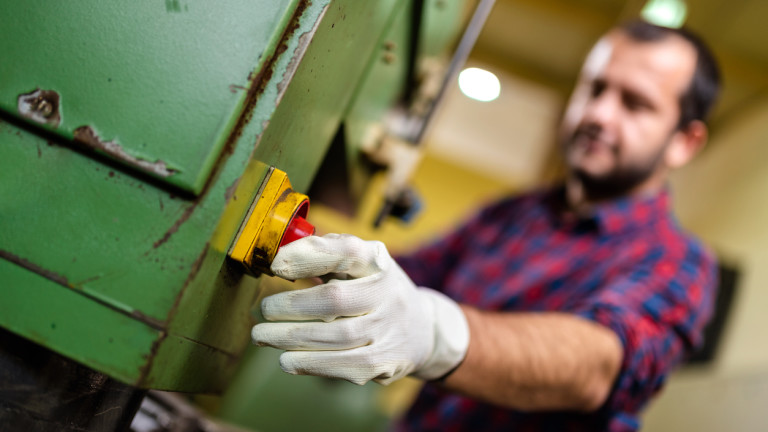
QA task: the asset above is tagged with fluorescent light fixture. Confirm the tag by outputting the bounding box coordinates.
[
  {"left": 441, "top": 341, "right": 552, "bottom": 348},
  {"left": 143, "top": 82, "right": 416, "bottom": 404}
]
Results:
[
  {"left": 641, "top": 0, "right": 688, "bottom": 28},
  {"left": 458, "top": 67, "right": 501, "bottom": 102}
]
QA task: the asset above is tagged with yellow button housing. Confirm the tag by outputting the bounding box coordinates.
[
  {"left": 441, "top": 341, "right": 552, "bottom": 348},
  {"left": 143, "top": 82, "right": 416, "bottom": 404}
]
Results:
[{"left": 228, "top": 167, "right": 311, "bottom": 276}]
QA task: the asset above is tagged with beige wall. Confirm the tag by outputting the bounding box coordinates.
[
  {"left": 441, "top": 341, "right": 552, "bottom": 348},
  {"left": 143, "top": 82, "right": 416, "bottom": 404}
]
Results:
[
  {"left": 642, "top": 367, "right": 768, "bottom": 432},
  {"left": 641, "top": 100, "right": 768, "bottom": 430},
  {"left": 671, "top": 99, "right": 768, "bottom": 376}
]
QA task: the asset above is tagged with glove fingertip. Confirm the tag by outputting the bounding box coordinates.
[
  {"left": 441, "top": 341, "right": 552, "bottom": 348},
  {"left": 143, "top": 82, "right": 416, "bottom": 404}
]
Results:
[
  {"left": 250, "top": 325, "right": 269, "bottom": 346},
  {"left": 347, "top": 377, "right": 368, "bottom": 386},
  {"left": 259, "top": 296, "right": 277, "bottom": 321},
  {"left": 373, "top": 376, "right": 395, "bottom": 386},
  {"left": 278, "top": 352, "right": 301, "bottom": 375},
  {"left": 269, "top": 258, "right": 299, "bottom": 280}
]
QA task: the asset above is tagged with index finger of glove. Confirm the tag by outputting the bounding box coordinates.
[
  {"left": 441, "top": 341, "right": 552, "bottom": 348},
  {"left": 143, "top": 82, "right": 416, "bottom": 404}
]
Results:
[
  {"left": 261, "top": 276, "right": 379, "bottom": 322},
  {"left": 271, "top": 233, "right": 388, "bottom": 280}
]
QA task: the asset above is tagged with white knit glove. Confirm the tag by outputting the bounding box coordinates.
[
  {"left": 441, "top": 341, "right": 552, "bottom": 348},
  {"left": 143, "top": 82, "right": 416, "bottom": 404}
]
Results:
[{"left": 251, "top": 233, "right": 470, "bottom": 385}]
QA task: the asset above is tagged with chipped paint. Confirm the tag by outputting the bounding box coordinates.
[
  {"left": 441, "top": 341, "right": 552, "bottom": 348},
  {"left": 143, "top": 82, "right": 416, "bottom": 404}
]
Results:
[
  {"left": 228, "top": 84, "right": 248, "bottom": 93},
  {"left": 17, "top": 88, "right": 61, "bottom": 127},
  {"left": 0, "top": 249, "right": 172, "bottom": 331},
  {"left": 224, "top": 178, "right": 240, "bottom": 201},
  {"left": 276, "top": 3, "right": 329, "bottom": 99},
  {"left": 137, "top": 244, "right": 211, "bottom": 385},
  {"left": 220, "top": 0, "right": 317, "bottom": 154},
  {"left": 0, "top": 249, "right": 69, "bottom": 287},
  {"left": 129, "top": 310, "right": 165, "bottom": 331},
  {"left": 73, "top": 126, "right": 178, "bottom": 178},
  {"left": 137, "top": 330, "right": 167, "bottom": 385},
  {"left": 151, "top": 203, "right": 198, "bottom": 249},
  {"left": 73, "top": 274, "right": 103, "bottom": 287},
  {"left": 172, "top": 244, "right": 210, "bottom": 319}
]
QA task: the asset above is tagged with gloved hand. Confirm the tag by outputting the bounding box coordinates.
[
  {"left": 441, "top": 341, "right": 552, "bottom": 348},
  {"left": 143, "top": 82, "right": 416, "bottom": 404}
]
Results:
[{"left": 251, "top": 233, "right": 470, "bottom": 385}]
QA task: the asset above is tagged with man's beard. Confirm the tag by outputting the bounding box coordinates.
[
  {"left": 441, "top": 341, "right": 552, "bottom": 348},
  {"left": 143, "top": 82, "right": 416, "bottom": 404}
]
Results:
[
  {"left": 574, "top": 162, "right": 658, "bottom": 201},
  {"left": 568, "top": 138, "right": 670, "bottom": 202}
]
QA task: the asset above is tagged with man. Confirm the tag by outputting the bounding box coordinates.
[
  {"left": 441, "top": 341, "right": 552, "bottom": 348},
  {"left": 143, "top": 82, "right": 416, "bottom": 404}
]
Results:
[{"left": 251, "top": 20, "right": 721, "bottom": 431}]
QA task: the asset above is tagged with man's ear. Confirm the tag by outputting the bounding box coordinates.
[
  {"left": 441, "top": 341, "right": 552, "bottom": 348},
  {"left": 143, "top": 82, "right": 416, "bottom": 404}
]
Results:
[{"left": 666, "top": 120, "right": 708, "bottom": 169}]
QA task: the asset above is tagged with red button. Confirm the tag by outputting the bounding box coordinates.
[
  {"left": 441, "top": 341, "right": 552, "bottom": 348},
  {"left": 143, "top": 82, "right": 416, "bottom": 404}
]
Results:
[{"left": 280, "top": 215, "right": 315, "bottom": 247}]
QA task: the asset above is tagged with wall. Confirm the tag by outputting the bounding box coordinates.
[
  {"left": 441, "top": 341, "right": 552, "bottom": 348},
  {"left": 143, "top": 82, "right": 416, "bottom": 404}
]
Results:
[
  {"left": 671, "top": 99, "right": 768, "bottom": 376},
  {"left": 641, "top": 100, "right": 768, "bottom": 430}
]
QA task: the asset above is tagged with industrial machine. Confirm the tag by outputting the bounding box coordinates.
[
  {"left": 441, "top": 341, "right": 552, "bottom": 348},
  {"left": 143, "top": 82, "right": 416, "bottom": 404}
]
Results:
[{"left": 0, "top": 1, "right": 491, "bottom": 430}]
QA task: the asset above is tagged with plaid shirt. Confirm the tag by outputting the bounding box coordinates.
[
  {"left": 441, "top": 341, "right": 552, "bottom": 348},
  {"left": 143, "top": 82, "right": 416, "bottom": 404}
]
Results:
[{"left": 395, "top": 186, "right": 716, "bottom": 432}]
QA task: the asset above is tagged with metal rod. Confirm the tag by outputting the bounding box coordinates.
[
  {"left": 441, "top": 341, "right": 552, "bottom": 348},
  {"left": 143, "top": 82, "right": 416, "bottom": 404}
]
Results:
[{"left": 411, "top": 0, "right": 497, "bottom": 144}]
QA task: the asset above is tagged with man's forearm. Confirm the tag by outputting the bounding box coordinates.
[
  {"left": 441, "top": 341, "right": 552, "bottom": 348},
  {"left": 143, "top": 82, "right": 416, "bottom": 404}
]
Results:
[{"left": 443, "top": 306, "right": 623, "bottom": 412}]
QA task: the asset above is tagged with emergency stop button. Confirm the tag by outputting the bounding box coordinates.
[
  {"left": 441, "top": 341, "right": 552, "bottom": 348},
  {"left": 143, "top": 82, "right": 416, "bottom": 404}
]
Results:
[{"left": 228, "top": 167, "right": 315, "bottom": 276}]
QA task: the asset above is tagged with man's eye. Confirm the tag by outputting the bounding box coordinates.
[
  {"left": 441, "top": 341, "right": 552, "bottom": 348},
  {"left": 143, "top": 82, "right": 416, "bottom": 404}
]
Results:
[
  {"left": 623, "top": 94, "right": 651, "bottom": 112},
  {"left": 591, "top": 81, "right": 606, "bottom": 98}
]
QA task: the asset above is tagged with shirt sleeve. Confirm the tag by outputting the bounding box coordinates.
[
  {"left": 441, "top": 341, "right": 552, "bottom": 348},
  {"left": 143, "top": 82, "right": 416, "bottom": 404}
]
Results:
[
  {"left": 395, "top": 196, "right": 519, "bottom": 290},
  {"left": 394, "top": 218, "right": 477, "bottom": 290},
  {"left": 572, "top": 239, "right": 718, "bottom": 414}
]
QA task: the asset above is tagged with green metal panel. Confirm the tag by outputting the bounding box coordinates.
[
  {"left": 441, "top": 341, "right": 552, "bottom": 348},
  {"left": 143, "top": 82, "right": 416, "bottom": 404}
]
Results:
[
  {"left": 0, "top": 0, "right": 479, "bottom": 401},
  {"left": 250, "top": 0, "right": 406, "bottom": 192},
  {"left": 217, "top": 348, "right": 389, "bottom": 432},
  {"left": 0, "top": 1, "right": 299, "bottom": 194},
  {"left": 419, "top": 0, "right": 476, "bottom": 61},
  {"left": 0, "top": 258, "right": 160, "bottom": 385},
  {"left": 214, "top": 1, "right": 479, "bottom": 429},
  {"left": 0, "top": 1, "right": 334, "bottom": 391},
  {"left": 0, "top": 111, "right": 270, "bottom": 392},
  {"left": 343, "top": 0, "right": 414, "bottom": 200}
]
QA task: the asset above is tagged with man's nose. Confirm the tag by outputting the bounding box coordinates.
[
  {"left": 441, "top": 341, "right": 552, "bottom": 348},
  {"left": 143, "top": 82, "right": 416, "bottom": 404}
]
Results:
[{"left": 583, "top": 90, "right": 619, "bottom": 127}]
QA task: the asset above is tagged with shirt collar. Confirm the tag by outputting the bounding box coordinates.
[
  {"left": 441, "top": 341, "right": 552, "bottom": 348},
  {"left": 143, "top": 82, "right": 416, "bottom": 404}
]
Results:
[{"left": 545, "top": 185, "right": 672, "bottom": 235}]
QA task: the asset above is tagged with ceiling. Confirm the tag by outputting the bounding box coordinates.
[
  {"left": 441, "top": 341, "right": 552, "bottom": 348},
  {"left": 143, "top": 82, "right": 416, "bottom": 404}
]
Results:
[{"left": 426, "top": 0, "right": 768, "bottom": 187}]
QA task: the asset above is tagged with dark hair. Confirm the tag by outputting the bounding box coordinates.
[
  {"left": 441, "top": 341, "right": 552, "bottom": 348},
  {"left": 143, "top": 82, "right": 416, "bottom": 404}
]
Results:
[{"left": 619, "top": 20, "right": 722, "bottom": 130}]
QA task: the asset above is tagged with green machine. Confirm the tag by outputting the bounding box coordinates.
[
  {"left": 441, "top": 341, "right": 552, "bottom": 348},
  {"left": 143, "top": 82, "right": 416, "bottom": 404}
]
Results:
[{"left": 0, "top": 1, "right": 490, "bottom": 430}]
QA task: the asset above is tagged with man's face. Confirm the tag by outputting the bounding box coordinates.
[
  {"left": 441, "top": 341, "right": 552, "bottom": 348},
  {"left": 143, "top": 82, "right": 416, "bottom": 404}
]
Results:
[{"left": 559, "top": 31, "right": 697, "bottom": 196}]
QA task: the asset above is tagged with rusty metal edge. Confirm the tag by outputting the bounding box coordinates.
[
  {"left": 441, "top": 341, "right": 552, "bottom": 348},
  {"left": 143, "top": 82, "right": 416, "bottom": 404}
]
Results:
[
  {"left": 0, "top": 249, "right": 166, "bottom": 331},
  {"left": 147, "top": 0, "right": 318, "bottom": 254}
]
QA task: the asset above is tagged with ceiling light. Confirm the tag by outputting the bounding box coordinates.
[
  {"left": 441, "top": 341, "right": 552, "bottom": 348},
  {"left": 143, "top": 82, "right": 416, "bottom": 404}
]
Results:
[
  {"left": 458, "top": 67, "right": 500, "bottom": 102},
  {"left": 641, "top": 0, "right": 688, "bottom": 28}
]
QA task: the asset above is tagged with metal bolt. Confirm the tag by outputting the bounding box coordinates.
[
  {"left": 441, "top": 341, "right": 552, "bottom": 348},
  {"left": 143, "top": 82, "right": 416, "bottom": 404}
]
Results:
[
  {"left": 34, "top": 97, "right": 54, "bottom": 118},
  {"left": 383, "top": 52, "right": 396, "bottom": 64},
  {"left": 17, "top": 89, "right": 61, "bottom": 127}
]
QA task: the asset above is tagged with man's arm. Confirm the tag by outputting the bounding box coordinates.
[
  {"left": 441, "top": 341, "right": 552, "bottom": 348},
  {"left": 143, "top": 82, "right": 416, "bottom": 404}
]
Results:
[
  {"left": 445, "top": 307, "right": 623, "bottom": 412},
  {"left": 253, "top": 233, "right": 702, "bottom": 416}
]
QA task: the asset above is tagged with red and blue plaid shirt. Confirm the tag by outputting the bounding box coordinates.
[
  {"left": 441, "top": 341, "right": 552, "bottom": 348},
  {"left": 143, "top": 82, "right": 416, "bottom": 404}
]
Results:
[{"left": 395, "top": 186, "right": 717, "bottom": 432}]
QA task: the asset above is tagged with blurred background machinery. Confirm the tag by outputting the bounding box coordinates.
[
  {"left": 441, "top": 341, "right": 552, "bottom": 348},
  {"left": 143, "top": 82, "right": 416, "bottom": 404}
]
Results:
[{"left": 0, "top": 1, "right": 486, "bottom": 430}]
